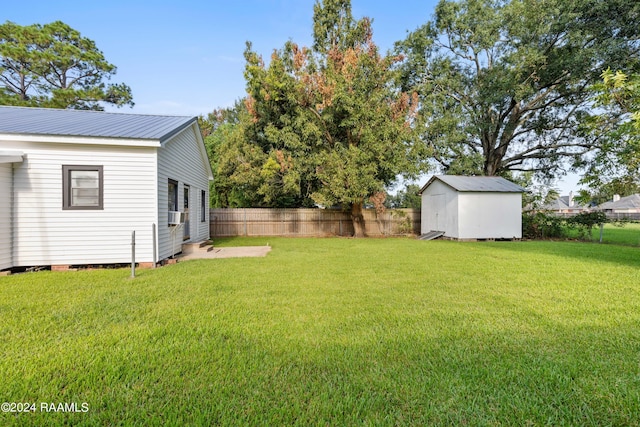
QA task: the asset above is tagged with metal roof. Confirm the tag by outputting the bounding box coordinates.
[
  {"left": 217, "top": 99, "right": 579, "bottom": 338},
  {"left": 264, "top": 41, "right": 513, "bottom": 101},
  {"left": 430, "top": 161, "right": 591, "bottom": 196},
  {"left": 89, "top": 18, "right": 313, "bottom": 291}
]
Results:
[
  {"left": 0, "top": 106, "right": 196, "bottom": 143},
  {"left": 598, "top": 194, "right": 640, "bottom": 210},
  {"left": 420, "top": 175, "right": 525, "bottom": 193}
]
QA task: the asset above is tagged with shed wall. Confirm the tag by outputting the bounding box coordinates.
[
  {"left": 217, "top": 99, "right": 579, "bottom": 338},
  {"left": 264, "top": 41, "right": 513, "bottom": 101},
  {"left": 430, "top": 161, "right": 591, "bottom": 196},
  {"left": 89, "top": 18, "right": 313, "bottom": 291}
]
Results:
[
  {"left": 157, "top": 124, "right": 210, "bottom": 259},
  {"left": 421, "top": 180, "right": 458, "bottom": 236},
  {"left": 457, "top": 193, "right": 522, "bottom": 239},
  {"left": 0, "top": 163, "right": 12, "bottom": 269},
  {"left": 10, "top": 141, "right": 158, "bottom": 266}
]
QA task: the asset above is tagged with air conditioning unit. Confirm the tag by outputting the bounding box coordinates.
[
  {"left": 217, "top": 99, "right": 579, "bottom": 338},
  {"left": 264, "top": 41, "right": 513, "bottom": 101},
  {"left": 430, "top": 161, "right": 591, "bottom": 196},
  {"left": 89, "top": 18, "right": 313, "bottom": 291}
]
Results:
[{"left": 168, "top": 211, "right": 185, "bottom": 225}]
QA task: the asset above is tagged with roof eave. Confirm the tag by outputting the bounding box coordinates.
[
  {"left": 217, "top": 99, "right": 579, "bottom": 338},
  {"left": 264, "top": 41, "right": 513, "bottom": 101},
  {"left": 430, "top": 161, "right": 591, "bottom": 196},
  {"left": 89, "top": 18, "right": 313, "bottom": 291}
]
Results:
[
  {"left": 418, "top": 176, "right": 438, "bottom": 194},
  {"left": 158, "top": 117, "right": 198, "bottom": 144},
  {"left": 0, "top": 149, "right": 24, "bottom": 163},
  {"left": 0, "top": 133, "right": 161, "bottom": 148}
]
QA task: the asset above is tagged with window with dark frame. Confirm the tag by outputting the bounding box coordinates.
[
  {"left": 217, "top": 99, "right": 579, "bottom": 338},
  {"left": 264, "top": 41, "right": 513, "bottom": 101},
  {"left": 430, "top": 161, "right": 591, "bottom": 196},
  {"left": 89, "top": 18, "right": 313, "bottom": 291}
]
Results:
[
  {"left": 201, "top": 190, "right": 206, "bottom": 222},
  {"left": 62, "top": 165, "right": 103, "bottom": 210},
  {"left": 168, "top": 179, "right": 178, "bottom": 225}
]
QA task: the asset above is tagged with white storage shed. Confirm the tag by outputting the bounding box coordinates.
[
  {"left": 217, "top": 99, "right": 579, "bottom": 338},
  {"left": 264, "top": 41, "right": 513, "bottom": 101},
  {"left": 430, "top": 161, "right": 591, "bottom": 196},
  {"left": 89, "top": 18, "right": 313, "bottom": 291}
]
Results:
[
  {"left": 0, "top": 106, "right": 213, "bottom": 270},
  {"left": 419, "top": 175, "right": 524, "bottom": 240}
]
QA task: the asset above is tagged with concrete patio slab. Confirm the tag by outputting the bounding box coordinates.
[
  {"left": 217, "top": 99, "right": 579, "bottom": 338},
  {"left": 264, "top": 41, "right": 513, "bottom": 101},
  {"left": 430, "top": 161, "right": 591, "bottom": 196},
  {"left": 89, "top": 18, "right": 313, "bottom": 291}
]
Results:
[{"left": 177, "top": 246, "right": 271, "bottom": 261}]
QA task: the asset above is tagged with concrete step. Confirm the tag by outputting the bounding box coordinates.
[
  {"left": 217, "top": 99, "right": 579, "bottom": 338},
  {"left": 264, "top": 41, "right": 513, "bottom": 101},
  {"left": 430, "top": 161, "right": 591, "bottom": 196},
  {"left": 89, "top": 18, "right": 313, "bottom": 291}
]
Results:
[{"left": 182, "top": 240, "right": 214, "bottom": 254}]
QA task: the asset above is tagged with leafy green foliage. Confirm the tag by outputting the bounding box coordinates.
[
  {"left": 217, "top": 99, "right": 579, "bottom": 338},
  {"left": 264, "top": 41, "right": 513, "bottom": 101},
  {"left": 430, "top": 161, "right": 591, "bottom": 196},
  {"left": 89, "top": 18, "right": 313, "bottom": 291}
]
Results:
[
  {"left": 580, "top": 69, "right": 640, "bottom": 198},
  {"left": 523, "top": 210, "right": 610, "bottom": 240},
  {"left": 0, "top": 20, "right": 133, "bottom": 110},
  {"left": 522, "top": 211, "right": 566, "bottom": 239},
  {"left": 200, "top": 101, "right": 274, "bottom": 208},
  {"left": 386, "top": 183, "right": 422, "bottom": 209},
  {"left": 209, "top": 0, "right": 428, "bottom": 235},
  {"left": 396, "top": 0, "right": 640, "bottom": 178},
  {"left": 566, "top": 211, "right": 608, "bottom": 239},
  {"left": 388, "top": 209, "right": 414, "bottom": 234}
]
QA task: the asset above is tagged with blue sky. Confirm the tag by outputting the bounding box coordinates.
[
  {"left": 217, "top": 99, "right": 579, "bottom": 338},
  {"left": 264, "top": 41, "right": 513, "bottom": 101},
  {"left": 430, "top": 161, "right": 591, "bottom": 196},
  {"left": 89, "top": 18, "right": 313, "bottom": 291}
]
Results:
[
  {"left": 3, "top": 0, "right": 580, "bottom": 193},
  {"left": 4, "top": 0, "right": 437, "bottom": 116}
]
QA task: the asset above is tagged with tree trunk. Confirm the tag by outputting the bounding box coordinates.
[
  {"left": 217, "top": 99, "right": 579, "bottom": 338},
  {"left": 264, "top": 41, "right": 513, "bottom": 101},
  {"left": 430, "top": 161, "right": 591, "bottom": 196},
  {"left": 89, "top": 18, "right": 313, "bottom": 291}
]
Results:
[{"left": 351, "top": 201, "right": 366, "bottom": 238}]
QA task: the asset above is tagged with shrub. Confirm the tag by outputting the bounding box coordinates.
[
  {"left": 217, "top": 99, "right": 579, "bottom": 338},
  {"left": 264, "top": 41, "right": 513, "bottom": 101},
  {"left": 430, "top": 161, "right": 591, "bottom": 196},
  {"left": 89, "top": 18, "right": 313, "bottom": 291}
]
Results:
[
  {"left": 391, "top": 209, "right": 414, "bottom": 235},
  {"left": 522, "top": 211, "right": 566, "bottom": 239},
  {"left": 566, "top": 211, "right": 608, "bottom": 239}
]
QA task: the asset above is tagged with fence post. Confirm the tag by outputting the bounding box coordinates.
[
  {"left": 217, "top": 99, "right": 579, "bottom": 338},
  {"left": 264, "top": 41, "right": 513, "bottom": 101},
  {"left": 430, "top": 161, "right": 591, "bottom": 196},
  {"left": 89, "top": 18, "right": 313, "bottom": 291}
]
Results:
[{"left": 599, "top": 223, "right": 604, "bottom": 243}]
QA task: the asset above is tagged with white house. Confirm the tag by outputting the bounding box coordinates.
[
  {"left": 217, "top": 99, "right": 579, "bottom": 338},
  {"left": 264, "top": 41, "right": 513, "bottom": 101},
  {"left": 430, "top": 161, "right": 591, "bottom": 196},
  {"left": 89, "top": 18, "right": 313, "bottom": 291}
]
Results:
[
  {"left": 419, "top": 175, "right": 524, "bottom": 240},
  {"left": 0, "top": 106, "right": 213, "bottom": 271},
  {"left": 540, "top": 191, "right": 586, "bottom": 214}
]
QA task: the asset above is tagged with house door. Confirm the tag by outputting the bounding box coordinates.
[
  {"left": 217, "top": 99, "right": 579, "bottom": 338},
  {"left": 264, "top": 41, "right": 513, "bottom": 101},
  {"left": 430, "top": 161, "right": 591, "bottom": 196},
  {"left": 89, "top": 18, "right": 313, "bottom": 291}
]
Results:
[{"left": 183, "top": 185, "right": 190, "bottom": 241}]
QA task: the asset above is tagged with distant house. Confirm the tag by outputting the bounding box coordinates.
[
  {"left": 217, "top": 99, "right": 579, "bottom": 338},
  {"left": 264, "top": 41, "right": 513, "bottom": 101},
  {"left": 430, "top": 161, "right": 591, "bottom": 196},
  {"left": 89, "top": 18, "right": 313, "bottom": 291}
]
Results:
[
  {"left": 419, "top": 175, "right": 524, "bottom": 240},
  {"left": 540, "top": 192, "right": 586, "bottom": 214},
  {"left": 0, "top": 106, "right": 213, "bottom": 271},
  {"left": 598, "top": 194, "right": 640, "bottom": 215}
]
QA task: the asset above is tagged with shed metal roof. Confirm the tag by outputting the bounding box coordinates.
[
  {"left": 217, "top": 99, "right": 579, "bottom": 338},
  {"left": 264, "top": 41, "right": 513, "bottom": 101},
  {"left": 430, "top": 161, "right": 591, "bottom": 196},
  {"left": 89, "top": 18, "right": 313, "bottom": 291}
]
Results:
[
  {"left": 0, "top": 106, "right": 196, "bottom": 143},
  {"left": 420, "top": 175, "right": 525, "bottom": 193}
]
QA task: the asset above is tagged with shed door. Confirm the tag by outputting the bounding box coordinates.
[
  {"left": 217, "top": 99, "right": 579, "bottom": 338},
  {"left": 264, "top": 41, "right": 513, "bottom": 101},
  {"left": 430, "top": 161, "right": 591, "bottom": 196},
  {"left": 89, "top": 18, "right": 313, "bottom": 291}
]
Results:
[
  {"left": 430, "top": 194, "right": 446, "bottom": 232},
  {"left": 183, "top": 185, "right": 190, "bottom": 241}
]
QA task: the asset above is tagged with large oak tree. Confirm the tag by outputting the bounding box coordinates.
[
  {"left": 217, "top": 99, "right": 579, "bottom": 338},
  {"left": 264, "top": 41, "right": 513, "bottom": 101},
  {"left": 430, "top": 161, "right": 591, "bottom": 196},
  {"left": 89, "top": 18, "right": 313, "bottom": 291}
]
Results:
[{"left": 396, "top": 0, "right": 640, "bottom": 179}]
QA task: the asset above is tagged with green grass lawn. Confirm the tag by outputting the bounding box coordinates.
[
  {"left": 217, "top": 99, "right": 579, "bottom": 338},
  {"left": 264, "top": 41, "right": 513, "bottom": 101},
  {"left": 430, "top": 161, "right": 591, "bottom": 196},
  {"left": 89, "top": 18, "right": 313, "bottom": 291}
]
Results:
[
  {"left": 589, "top": 222, "right": 640, "bottom": 246},
  {"left": 562, "top": 221, "right": 640, "bottom": 247},
  {"left": 1, "top": 238, "right": 639, "bottom": 425}
]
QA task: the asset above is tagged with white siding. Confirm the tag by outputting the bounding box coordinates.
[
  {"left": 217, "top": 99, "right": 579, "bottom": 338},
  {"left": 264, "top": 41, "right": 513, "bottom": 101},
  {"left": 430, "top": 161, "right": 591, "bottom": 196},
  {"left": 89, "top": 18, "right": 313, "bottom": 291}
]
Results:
[
  {"left": 458, "top": 193, "right": 522, "bottom": 239},
  {"left": 157, "top": 124, "right": 210, "bottom": 259},
  {"left": 422, "top": 180, "right": 522, "bottom": 239},
  {"left": 0, "top": 163, "right": 12, "bottom": 270},
  {"left": 10, "top": 141, "right": 158, "bottom": 266},
  {"left": 421, "top": 180, "right": 458, "bottom": 237}
]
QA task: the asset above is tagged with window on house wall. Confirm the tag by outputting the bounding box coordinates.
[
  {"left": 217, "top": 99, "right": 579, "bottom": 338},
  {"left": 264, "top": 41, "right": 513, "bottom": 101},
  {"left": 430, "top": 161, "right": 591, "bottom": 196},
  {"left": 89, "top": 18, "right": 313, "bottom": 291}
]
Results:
[
  {"left": 168, "top": 179, "right": 178, "bottom": 214},
  {"left": 201, "top": 190, "right": 206, "bottom": 222},
  {"left": 62, "top": 165, "right": 103, "bottom": 210}
]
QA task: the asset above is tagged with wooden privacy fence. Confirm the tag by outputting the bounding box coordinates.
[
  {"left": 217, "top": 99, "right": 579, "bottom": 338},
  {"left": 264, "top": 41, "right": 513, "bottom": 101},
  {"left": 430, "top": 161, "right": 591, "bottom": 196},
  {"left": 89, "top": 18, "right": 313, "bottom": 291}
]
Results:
[{"left": 210, "top": 208, "right": 421, "bottom": 237}]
